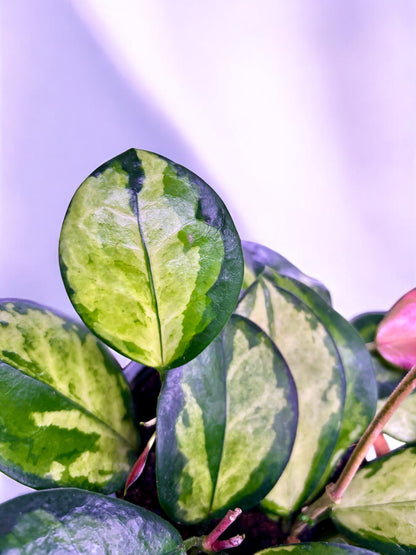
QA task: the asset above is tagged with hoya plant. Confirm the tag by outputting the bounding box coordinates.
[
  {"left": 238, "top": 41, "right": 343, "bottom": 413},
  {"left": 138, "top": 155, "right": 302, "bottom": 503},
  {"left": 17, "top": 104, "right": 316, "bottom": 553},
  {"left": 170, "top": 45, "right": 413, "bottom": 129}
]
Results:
[{"left": 0, "top": 149, "right": 415, "bottom": 554}]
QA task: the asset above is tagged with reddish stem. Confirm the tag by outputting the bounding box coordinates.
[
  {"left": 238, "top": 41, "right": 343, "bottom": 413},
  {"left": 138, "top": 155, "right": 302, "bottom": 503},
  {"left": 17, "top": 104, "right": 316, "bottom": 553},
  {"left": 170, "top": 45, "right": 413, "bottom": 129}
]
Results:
[{"left": 202, "top": 508, "right": 243, "bottom": 552}]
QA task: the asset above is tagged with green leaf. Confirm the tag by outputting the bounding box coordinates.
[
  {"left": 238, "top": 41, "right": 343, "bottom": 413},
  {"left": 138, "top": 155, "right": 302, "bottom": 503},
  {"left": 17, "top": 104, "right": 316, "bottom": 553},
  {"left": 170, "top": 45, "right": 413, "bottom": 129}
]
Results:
[
  {"left": 0, "top": 300, "right": 138, "bottom": 493},
  {"left": 235, "top": 276, "right": 345, "bottom": 515},
  {"left": 352, "top": 312, "right": 404, "bottom": 398},
  {"left": 156, "top": 314, "right": 297, "bottom": 524},
  {"left": 59, "top": 149, "right": 243, "bottom": 372},
  {"left": 242, "top": 241, "right": 332, "bottom": 304},
  {"left": 263, "top": 272, "right": 377, "bottom": 496},
  {"left": 0, "top": 488, "right": 185, "bottom": 554},
  {"left": 352, "top": 312, "right": 415, "bottom": 442},
  {"left": 255, "top": 543, "right": 380, "bottom": 554},
  {"left": 332, "top": 446, "right": 416, "bottom": 554}
]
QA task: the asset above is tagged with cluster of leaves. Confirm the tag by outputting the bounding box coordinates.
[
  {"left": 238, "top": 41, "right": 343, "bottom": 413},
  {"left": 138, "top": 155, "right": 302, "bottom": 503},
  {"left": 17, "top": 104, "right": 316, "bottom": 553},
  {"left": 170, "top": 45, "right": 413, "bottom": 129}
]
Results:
[{"left": 0, "top": 149, "right": 416, "bottom": 554}]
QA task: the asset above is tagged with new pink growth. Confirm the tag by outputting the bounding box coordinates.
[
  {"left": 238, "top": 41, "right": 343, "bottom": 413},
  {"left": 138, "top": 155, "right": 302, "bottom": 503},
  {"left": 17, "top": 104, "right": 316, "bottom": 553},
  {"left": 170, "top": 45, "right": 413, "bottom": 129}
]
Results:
[
  {"left": 124, "top": 432, "right": 156, "bottom": 495},
  {"left": 202, "top": 508, "right": 244, "bottom": 552},
  {"left": 376, "top": 288, "right": 416, "bottom": 370}
]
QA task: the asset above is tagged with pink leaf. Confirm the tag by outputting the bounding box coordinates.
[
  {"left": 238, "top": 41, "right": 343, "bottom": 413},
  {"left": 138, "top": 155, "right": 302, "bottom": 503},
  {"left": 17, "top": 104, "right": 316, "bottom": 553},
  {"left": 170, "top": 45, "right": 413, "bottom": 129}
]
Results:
[
  {"left": 376, "top": 288, "right": 416, "bottom": 370},
  {"left": 124, "top": 432, "right": 156, "bottom": 495}
]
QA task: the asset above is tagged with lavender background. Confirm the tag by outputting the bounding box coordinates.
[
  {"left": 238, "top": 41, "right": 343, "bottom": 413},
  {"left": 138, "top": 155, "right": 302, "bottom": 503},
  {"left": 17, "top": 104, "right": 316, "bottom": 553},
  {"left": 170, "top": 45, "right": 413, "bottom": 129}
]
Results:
[{"left": 1, "top": 1, "right": 415, "bottom": 502}]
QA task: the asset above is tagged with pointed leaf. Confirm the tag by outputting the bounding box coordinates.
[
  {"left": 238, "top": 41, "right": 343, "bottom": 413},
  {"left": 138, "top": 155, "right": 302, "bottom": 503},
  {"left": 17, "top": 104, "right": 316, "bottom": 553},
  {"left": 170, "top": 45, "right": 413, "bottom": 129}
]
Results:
[
  {"left": 255, "top": 543, "right": 380, "bottom": 554},
  {"left": 59, "top": 149, "right": 243, "bottom": 372},
  {"left": 0, "top": 300, "right": 138, "bottom": 492},
  {"left": 332, "top": 446, "right": 416, "bottom": 554},
  {"left": 375, "top": 289, "right": 416, "bottom": 370},
  {"left": 156, "top": 314, "right": 297, "bottom": 524},
  {"left": 235, "top": 276, "right": 345, "bottom": 515},
  {"left": 0, "top": 488, "right": 185, "bottom": 554},
  {"left": 242, "top": 241, "right": 332, "bottom": 304},
  {"left": 263, "top": 272, "right": 377, "bottom": 496}
]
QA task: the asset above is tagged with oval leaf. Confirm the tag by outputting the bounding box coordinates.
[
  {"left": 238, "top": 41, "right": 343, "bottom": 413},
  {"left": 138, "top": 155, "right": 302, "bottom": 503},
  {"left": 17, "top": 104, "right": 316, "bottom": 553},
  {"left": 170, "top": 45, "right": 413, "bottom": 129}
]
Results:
[
  {"left": 59, "top": 149, "right": 243, "bottom": 372},
  {"left": 0, "top": 488, "right": 185, "bottom": 554},
  {"left": 375, "top": 289, "right": 416, "bottom": 370},
  {"left": 263, "top": 272, "right": 377, "bottom": 496},
  {"left": 255, "top": 543, "right": 380, "bottom": 554},
  {"left": 156, "top": 314, "right": 298, "bottom": 524},
  {"left": 332, "top": 445, "right": 416, "bottom": 554},
  {"left": 235, "top": 276, "right": 345, "bottom": 515},
  {"left": 242, "top": 241, "right": 332, "bottom": 304},
  {"left": 0, "top": 300, "right": 138, "bottom": 492}
]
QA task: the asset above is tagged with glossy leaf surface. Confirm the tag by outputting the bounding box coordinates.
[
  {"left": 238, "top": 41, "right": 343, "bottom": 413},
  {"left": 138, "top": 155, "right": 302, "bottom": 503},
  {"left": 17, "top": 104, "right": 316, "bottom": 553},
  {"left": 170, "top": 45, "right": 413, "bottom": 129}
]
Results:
[
  {"left": 256, "top": 543, "right": 380, "bottom": 554},
  {"left": 264, "top": 271, "right": 377, "bottom": 476},
  {"left": 0, "top": 488, "right": 185, "bottom": 554},
  {"left": 236, "top": 276, "right": 345, "bottom": 515},
  {"left": 156, "top": 315, "right": 297, "bottom": 524},
  {"left": 376, "top": 288, "right": 416, "bottom": 370},
  {"left": 0, "top": 300, "right": 138, "bottom": 492},
  {"left": 60, "top": 149, "right": 243, "bottom": 372},
  {"left": 242, "top": 241, "right": 331, "bottom": 304},
  {"left": 353, "top": 312, "right": 416, "bottom": 442},
  {"left": 332, "top": 446, "right": 416, "bottom": 554}
]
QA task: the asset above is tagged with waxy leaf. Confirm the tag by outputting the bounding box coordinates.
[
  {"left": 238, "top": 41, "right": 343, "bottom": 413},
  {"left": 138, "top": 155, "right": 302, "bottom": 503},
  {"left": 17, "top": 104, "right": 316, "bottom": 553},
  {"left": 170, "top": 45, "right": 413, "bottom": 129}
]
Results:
[
  {"left": 235, "top": 277, "right": 345, "bottom": 515},
  {"left": 332, "top": 446, "right": 416, "bottom": 554},
  {"left": 255, "top": 543, "right": 380, "bottom": 554},
  {"left": 242, "top": 241, "right": 332, "bottom": 304},
  {"left": 256, "top": 543, "right": 380, "bottom": 554},
  {"left": 0, "top": 488, "right": 185, "bottom": 554},
  {"left": 353, "top": 312, "right": 416, "bottom": 442},
  {"left": 0, "top": 300, "right": 138, "bottom": 492},
  {"left": 263, "top": 271, "right": 377, "bottom": 477},
  {"left": 59, "top": 149, "right": 243, "bottom": 372},
  {"left": 376, "top": 289, "right": 416, "bottom": 370},
  {"left": 156, "top": 314, "right": 297, "bottom": 524},
  {"left": 259, "top": 272, "right": 376, "bottom": 500}
]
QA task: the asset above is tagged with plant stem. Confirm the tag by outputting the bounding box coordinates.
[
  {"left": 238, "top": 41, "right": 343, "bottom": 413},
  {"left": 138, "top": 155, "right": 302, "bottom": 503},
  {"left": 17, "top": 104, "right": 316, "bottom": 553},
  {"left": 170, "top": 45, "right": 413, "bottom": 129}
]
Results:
[
  {"left": 202, "top": 508, "right": 243, "bottom": 552},
  {"left": 290, "top": 364, "right": 416, "bottom": 540}
]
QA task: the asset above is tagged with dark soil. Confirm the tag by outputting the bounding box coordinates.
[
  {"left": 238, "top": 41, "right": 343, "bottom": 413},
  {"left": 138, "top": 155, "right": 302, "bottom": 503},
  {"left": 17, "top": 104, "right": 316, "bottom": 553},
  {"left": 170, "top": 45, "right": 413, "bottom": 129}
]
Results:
[{"left": 118, "top": 367, "right": 313, "bottom": 554}]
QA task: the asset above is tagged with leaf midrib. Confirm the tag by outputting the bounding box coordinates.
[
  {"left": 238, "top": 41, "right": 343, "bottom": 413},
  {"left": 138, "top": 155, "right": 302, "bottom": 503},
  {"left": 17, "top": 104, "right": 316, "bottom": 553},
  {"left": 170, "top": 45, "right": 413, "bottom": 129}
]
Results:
[{"left": 131, "top": 190, "right": 164, "bottom": 369}]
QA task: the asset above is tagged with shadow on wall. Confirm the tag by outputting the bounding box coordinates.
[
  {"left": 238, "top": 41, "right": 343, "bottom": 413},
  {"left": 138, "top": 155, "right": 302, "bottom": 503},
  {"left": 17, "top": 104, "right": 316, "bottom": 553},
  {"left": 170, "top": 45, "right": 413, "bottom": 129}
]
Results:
[{"left": 1, "top": 0, "right": 204, "bottom": 311}]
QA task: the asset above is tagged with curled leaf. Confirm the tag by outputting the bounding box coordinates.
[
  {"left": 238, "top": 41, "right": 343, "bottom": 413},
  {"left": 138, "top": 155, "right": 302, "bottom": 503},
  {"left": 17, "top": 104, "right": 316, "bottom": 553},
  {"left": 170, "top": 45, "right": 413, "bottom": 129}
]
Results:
[{"left": 376, "top": 288, "right": 416, "bottom": 370}]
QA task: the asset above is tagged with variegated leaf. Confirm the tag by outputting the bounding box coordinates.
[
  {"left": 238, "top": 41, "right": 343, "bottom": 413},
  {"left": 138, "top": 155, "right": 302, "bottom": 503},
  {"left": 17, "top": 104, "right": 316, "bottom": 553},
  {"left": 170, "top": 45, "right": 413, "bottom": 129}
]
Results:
[
  {"left": 235, "top": 276, "right": 345, "bottom": 515},
  {"left": 59, "top": 149, "right": 243, "bottom": 372},
  {"left": 352, "top": 312, "right": 415, "bottom": 442},
  {"left": 255, "top": 543, "right": 380, "bottom": 554},
  {"left": 262, "top": 272, "right": 377, "bottom": 496},
  {"left": 156, "top": 314, "right": 297, "bottom": 524},
  {"left": 332, "top": 446, "right": 416, "bottom": 554},
  {"left": 0, "top": 300, "right": 138, "bottom": 492},
  {"left": 0, "top": 488, "right": 185, "bottom": 554},
  {"left": 242, "top": 241, "right": 332, "bottom": 304}
]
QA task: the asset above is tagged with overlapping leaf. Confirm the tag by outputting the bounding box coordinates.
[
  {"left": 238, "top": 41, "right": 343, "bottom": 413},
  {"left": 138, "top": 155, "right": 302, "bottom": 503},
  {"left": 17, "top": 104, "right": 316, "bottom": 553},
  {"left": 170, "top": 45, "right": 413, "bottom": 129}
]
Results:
[
  {"left": 0, "top": 300, "right": 138, "bottom": 492},
  {"left": 156, "top": 315, "right": 298, "bottom": 524},
  {"left": 262, "top": 272, "right": 376, "bottom": 496},
  {"left": 242, "top": 241, "right": 332, "bottom": 304},
  {"left": 0, "top": 488, "right": 185, "bottom": 554},
  {"left": 255, "top": 543, "right": 380, "bottom": 554},
  {"left": 332, "top": 446, "right": 416, "bottom": 554},
  {"left": 59, "top": 149, "right": 243, "bottom": 372},
  {"left": 235, "top": 276, "right": 345, "bottom": 515},
  {"left": 352, "top": 312, "right": 415, "bottom": 442}
]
